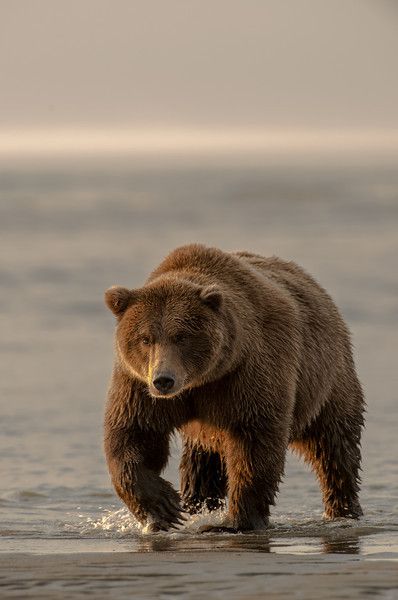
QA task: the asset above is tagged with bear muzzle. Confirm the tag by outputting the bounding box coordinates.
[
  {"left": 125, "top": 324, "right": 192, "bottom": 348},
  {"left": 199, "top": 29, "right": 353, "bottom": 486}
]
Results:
[{"left": 149, "top": 370, "right": 185, "bottom": 397}]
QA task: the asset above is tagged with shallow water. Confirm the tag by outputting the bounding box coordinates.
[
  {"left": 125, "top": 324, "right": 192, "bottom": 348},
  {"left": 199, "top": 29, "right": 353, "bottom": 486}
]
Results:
[{"left": 0, "top": 160, "right": 397, "bottom": 563}]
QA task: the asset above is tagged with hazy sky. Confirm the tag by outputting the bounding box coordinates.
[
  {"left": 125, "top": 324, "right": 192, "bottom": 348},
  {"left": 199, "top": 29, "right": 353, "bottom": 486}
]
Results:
[{"left": 1, "top": 0, "right": 398, "bottom": 131}]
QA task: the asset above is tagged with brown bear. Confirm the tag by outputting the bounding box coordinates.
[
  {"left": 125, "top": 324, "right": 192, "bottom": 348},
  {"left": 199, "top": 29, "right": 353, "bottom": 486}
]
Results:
[{"left": 104, "top": 244, "right": 365, "bottom": 532}]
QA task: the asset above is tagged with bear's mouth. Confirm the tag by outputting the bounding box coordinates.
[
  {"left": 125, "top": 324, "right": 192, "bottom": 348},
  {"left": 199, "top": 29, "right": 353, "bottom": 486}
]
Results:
[{"left": 148, "top": 385, "right": 182, "bottom": 399}]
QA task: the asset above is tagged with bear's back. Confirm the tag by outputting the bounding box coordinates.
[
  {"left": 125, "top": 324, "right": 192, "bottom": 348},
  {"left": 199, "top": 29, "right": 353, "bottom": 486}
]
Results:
[
  {"left": 151, "top": 245, "right": 344, "bottom": 327},
  {"left": 234, "top": 250, "right": 345, "bottom": 328}
]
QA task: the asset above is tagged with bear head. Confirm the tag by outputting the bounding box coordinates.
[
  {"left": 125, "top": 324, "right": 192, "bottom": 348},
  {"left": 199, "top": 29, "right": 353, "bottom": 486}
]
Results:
[{"left": 105, "top": 278, "right": 225, "bottom": 398}]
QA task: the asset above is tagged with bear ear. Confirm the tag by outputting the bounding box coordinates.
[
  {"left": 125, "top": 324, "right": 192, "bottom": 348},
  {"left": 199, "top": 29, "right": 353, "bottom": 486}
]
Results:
[
  {"left": 104, "top": 286, "right": 137, "bottom": 317},
  {"left": 199, "top": 285, "right": 223, "bottom": 311}
]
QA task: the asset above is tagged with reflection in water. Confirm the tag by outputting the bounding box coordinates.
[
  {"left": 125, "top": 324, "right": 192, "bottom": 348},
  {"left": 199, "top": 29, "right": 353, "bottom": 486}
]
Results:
[
  {"left": 322, "top": 535, "right": 361, "bottom": 555},
  {"left": 136, "top": 533, "right": 272, "bottom": 554},
  {"left": 134, "top": 529, "right": 363, "bottom": 555}
]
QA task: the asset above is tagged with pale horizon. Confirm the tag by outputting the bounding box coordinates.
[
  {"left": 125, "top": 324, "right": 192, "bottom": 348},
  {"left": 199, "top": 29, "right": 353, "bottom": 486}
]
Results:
[{"left": 1, "top": 127, "right": 398, "bottom": 159}]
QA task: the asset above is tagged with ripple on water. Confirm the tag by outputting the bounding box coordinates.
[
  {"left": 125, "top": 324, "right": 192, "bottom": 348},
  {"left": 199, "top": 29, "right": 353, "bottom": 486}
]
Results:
[
  {"left": 59, "top": 506, "right": 398, "bottom": 557},
  {"left": 64, "top": 505, "right": 395, "bottom": 540}
]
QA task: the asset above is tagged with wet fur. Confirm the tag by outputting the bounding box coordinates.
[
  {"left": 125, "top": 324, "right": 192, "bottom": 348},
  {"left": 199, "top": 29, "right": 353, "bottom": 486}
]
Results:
[{"left": 104, "top": 244, "right": 365, "bottom": 531}]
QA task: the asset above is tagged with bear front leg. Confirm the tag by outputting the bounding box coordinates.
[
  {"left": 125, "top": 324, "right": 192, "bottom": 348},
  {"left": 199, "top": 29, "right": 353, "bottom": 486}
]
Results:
[
  {"left": 200, "top": 429, "right": 287, "bottom": 533},
  {"left": 105, "top": 422, "right": 185, "bottom": 531},
  {"left": 104, "top": 369, "right": 186, "bottom": 531}
]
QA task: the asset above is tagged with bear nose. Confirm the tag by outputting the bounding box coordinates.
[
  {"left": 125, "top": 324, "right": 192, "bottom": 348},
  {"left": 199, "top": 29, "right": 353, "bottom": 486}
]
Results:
[{"left": 153, "top": 375, "right": 175, "bottom": 393}]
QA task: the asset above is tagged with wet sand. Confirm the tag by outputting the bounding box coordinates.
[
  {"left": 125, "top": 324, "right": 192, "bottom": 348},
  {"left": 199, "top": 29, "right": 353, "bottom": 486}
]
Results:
[{"left": 2, "top": 551, "right": 397, "bottom": 599}]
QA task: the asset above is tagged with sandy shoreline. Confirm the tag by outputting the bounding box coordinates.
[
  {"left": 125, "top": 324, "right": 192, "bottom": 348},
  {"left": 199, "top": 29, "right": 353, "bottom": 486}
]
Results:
[{"left": 1, "top": 552, "right": 397, "bottom": 599}]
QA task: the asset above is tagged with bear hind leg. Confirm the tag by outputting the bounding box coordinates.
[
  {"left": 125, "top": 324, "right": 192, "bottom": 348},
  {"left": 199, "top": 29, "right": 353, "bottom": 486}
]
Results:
[
  {"left": 292, "top": 383, "right": 365, "bottom": 520},
  {"left": 180, "top": 441, "right": 227, "bottom": 514}
]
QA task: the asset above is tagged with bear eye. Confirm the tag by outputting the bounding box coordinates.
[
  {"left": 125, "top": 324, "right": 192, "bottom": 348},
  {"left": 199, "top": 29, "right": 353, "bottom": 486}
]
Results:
[
  {"left": 141, "top": 336, "right": 150, "bottom": 346},
  {"left": 174, "top": 333, "right": 187, "bottom": 344}
]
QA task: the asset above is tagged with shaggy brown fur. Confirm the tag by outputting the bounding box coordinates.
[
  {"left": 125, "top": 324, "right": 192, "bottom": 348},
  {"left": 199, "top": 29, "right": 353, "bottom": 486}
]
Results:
[{"left": 104, "top": 244, "right": 365, "bottom": 532}]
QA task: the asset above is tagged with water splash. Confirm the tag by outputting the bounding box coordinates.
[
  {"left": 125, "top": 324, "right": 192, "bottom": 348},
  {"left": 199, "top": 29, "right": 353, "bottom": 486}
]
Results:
[
  {"left": 63, "top": 503, "right": 390, "bottom": 541},
  {"left": 65, "top": 506, "right": 231, "bottom": 537}
]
